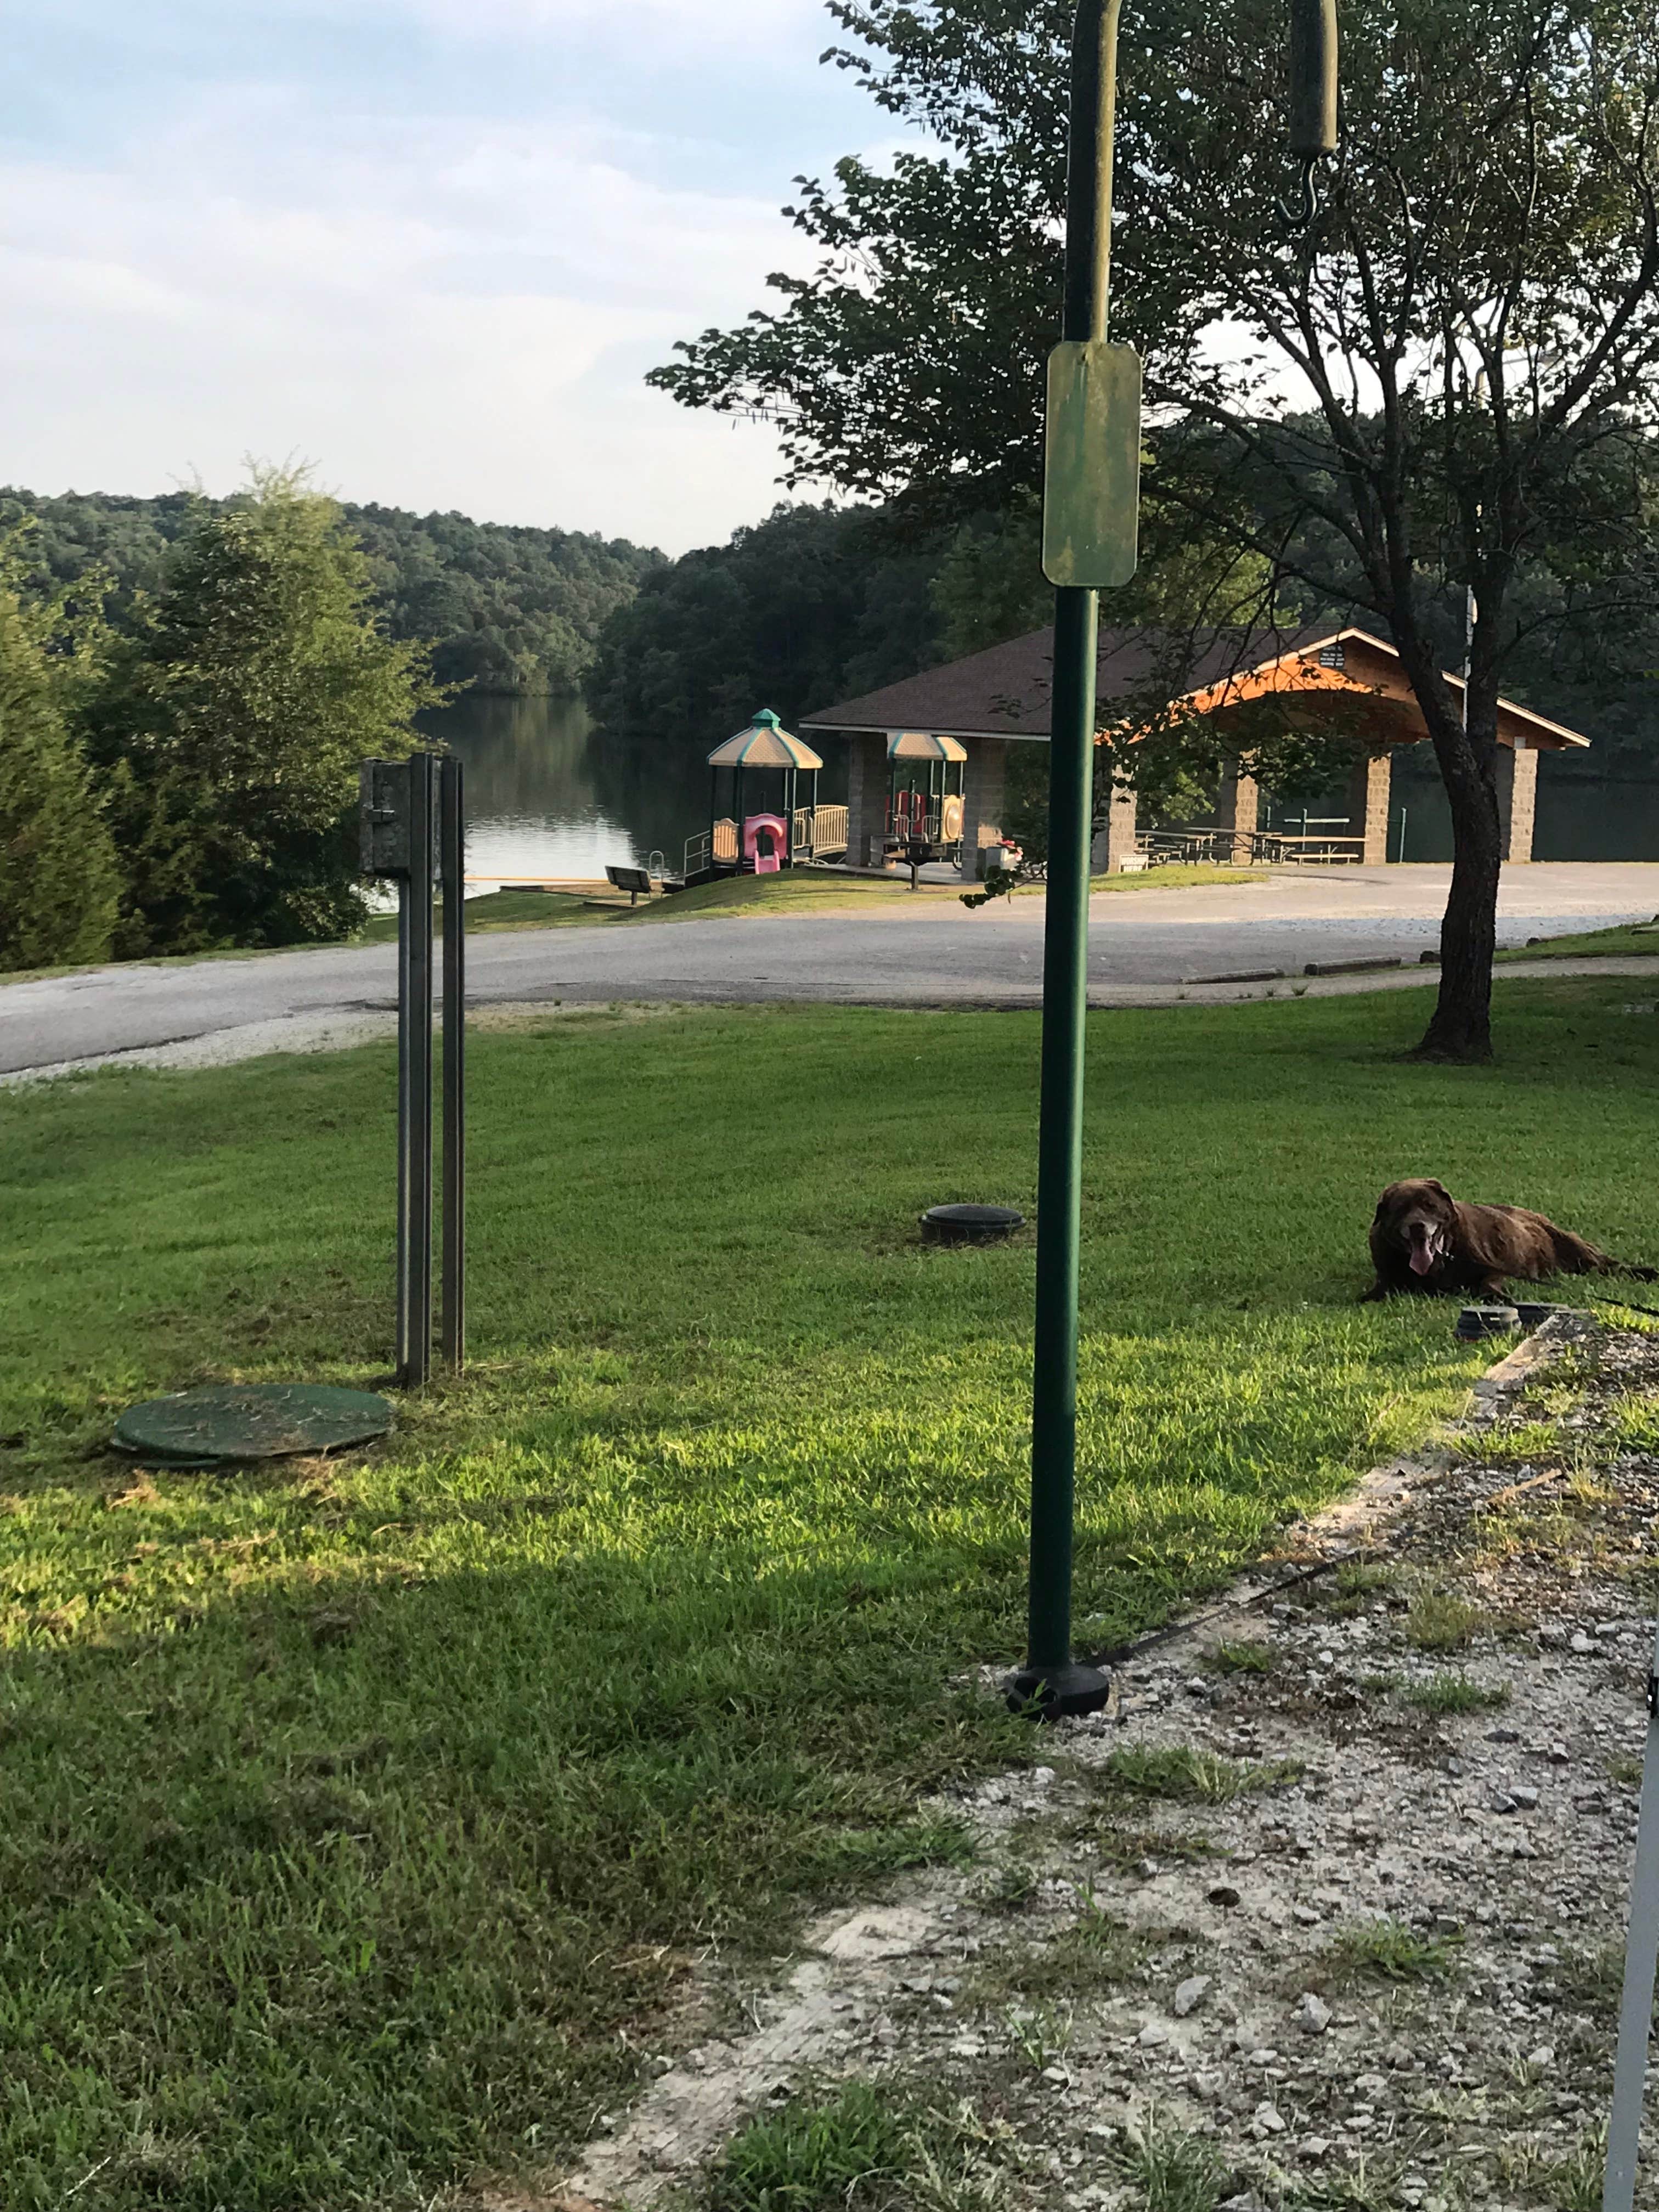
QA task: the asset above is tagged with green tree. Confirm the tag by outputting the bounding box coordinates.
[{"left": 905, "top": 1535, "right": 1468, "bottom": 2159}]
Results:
[
  {"left": 654, "top": 0, "right": 1659, "bottom": 1059},
  {"left": 587, "top": 502, "right": 943, "bottom": 746},
  {"left": 88, "top": 468, "right": 447, "bottom": 955},
  {"left": 0, "top": 578, "right": 120, "bottom": 971}
]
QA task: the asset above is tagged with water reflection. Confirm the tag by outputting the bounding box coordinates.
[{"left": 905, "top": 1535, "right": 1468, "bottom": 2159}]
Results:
[{"left": 425, "top": 695, "right": 713, "bottom": 883}]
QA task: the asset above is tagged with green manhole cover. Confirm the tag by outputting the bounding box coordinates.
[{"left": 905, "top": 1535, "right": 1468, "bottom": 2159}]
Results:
[{"left": 112, "top": 1384, "right": 394, "bottom": 1468}]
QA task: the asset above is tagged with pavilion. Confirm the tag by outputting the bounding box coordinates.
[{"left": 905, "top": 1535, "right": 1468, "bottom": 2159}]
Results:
[{"left": 800, "top": 623, "right": 1590, "bottom": 877}]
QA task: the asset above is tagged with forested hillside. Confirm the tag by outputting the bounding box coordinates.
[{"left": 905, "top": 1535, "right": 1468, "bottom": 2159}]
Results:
[
  {"left": 0, "top": 487, "right": 662, "bottom": 694},
  {"left": 585, "top": 504, "right": 949, "bottom": 744}
]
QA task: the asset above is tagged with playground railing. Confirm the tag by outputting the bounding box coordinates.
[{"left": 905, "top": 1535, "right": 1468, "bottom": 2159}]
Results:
[{"left": 792, "top": 804, "right": 849, "bottom": 859}]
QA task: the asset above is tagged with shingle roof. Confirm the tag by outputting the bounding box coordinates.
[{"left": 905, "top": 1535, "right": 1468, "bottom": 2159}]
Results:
[{"left": 799, "top": 623, "right": 1590, "bottom": 749}]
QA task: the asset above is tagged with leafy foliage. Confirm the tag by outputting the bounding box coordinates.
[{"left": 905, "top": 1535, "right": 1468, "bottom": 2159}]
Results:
[
  {"left": 81, "top": 469, "right": 445, "bottom": 955},
  {"left": 0, "top": 486, "right": 662, "bottom": 697},
  {"left": 586, "top": 501, "right": 945, "bottom": 745},
  {"left": 0, "top": 577, "right": 120, "bottom": 971}
]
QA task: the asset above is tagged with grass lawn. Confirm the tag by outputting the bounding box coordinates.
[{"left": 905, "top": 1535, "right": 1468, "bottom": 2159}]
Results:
[
  {"left": 4, "top": 979, "right": 1657, "bottom": 2208},
  {"left": 1498, "top": 916, "right": 1659, "bottom": 961}
]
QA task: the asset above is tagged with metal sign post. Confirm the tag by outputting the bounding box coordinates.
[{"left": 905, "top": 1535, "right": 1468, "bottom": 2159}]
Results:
[
  {"left": 1007, "top": 0, "right": 1338, "bottom": 1718},
  {"left": 360, "top": 754, "right": 465, "bottom": 1385},
  {"left": 1603, "top": 1615, "right": 1659, "bottom": 2212}
]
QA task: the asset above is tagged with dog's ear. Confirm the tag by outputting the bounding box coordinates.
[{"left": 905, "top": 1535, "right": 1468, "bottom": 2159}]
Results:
[{"left": 1425, "top": 1178, "right": 1452, "bottom": 1198}]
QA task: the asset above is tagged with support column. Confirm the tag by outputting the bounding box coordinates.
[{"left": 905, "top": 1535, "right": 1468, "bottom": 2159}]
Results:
[
  {"left": 1215, "top": 760, "right": 1259, "bottom": 864},
  {"left": 961, "top": 737, "right": 1009, "bottom": 880},
  {"left": 1090, "top": 770, "right": 1138, "bottom": 872},
  {"left": 1494, "top": 742, "right": 1537, "bottom": 863},
  {"left": 1345, "top": 749, "right": 1392, "bottom": 865},
  {"left": 843, "top": 733, "right": 890, "bottom": 870}
]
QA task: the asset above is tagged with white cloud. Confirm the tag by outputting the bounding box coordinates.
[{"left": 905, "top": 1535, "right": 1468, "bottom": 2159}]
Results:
[{"left": 0, "top": 80, "right": 831, "bottom": 547}]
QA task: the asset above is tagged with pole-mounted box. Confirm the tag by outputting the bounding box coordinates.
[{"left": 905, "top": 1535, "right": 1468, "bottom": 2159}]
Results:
[{"left": 360, "top": 758, "right": 414, "bottom": 879}]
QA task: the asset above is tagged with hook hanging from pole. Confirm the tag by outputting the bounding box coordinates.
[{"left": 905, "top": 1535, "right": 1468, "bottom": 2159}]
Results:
[
  {"left": 1277, "top": 149, "right": 1324, "bottom": 232},
  {"left": 1280, "top": 0, "right": 1338, "bottom": 232}
]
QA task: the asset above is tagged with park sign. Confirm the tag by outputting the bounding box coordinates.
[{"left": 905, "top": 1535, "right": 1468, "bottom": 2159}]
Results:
[{"left": 1040, "top": 338, "right": 1142, "bottom": 589}]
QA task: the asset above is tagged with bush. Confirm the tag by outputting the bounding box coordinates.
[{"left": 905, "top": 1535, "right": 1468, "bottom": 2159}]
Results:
[{"left": 0, "top": 588, "right": 119, "bottom": 970}]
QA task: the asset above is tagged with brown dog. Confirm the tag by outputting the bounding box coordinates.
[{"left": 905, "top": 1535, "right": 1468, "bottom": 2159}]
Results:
[{"left": 1364, "top": 1178, "right": 1656, "bottom": 1300}]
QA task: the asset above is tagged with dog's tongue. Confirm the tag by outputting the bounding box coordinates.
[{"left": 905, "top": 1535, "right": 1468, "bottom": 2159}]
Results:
[{"left": 1409, "top": 1243, "right": 1436, "bottom": 1276}]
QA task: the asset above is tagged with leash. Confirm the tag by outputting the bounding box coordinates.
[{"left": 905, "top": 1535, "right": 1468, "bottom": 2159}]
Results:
[{"left": 1584, "top": 1289, "right": 1659, "bottom": 1324}]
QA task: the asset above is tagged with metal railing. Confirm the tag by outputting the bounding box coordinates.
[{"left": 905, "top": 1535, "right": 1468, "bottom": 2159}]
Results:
[{"left": 794, "top": 804, "right": 849, "bottom": 857}]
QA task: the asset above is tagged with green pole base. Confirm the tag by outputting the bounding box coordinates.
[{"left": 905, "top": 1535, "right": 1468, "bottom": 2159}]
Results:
[{"left": 1004, "top": 1660, "right": 1112, "bottom": 1719}]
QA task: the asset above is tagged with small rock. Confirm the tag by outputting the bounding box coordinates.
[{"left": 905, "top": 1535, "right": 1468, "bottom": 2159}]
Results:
[
  {"left": 1492, "top": 1792, "right": 1518, "bottom": 1814},
  {"left": 1173, "top": 1975, "right": 1211, "bottom": 2018},
  {"left": 1185, "top": 1676, "right": 1210, "bottom": 1697},
  {"left": 1295, "top": 1993, "right": 1333, "bottom": 2036},
  {"left": 1353, "top": 2073, "right": 1389, "bottom": 2100},
  {"left": 1246, "top": 2047, "right": 1279, "bottom": 2066},
  {"left": 1206, "top": 1883, "right": 1242, "bottom": 1908},
  {"left": 1138, "top": 2023, "right": 1171, "bottom": 2049},
  {"left": 1513, "top": 1785, "right": 1540, "bottom": 1808},
  {"left": 1537, "top": 1626, "right": 1567, "bottom": 1649},
  {"left": 1292, "top": 1904, "right": 1321, "bottom": 1926},
  {"left": 1570, "top": 1632, "right": 1598, "bottom": 1655},
  {"left": 1040, "top": 2064, "right": 1069, "bottom": 2084},
  {"left": 1488, "top": 1726, "right": 1521, "bottom": 1743},
  {"left": 1513, "top": 1836, "right": 1538, "bottom": 1860},
  {"left": 1251, "top": 2102, "right": 1287, "bottom": 2136},
  {"left": 1549, "top": 1742, "right": 1570, "bottom": 1763},
  {"left": 1528, "top": 2044, "right": 1556, "bottom": 2068},
  {"left": 1300, "top": 2136, "right": 1333, "bottom": 2159}
]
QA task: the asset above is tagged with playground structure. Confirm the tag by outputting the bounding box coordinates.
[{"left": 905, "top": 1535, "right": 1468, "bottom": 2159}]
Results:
[
  {"left": 682, "top": 710, "right": 849, "bottom": 883},
  {"left": 878, "top": 730, "right": 968, "bottom": 869}
]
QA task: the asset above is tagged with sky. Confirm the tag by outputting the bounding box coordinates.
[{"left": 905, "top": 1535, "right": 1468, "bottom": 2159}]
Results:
[{"left": 0, "top": 0, "right": 890, "bottom": 552}]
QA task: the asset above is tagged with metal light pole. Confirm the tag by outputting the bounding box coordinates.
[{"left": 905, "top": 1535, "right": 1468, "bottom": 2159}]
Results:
[{"left": 1007, "top": 0, "right": 1339, "bottom": 1716}]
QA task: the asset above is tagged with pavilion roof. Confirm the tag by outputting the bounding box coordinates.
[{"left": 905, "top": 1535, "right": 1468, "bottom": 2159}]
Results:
[{"left": 800, "top": 624, "right": 1590, "bottom": 752}]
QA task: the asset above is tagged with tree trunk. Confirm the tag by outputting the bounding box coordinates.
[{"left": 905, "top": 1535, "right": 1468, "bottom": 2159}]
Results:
[{"left": 1411, "top": 713, "right": 1502, "bottom": 1064}]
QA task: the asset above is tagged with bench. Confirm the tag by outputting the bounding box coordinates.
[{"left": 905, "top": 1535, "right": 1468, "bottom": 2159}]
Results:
[{"left": 605, "top": 864, "right": 655, "bottom": 908}]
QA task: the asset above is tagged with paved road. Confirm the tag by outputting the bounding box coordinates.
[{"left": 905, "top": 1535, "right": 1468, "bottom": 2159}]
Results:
[{"left": 4, "top": 863, "right": 1657, "bottom": 1078}]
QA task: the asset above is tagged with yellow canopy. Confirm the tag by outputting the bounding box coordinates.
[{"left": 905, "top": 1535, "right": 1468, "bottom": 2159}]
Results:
[
  {"left": 887, "top": 730, "right": 968, "bottom": 763},
  {"left": 708, "top": 710, "right": 824, "bottom": 770}
]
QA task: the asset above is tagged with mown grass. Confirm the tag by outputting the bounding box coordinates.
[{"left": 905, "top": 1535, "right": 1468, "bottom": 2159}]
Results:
[{"left": 2, "top": 979, "right": 1657, "bottom": 2209}]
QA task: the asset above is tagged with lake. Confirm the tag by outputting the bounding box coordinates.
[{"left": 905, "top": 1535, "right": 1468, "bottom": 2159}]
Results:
[
  {"left": 426, "top": 694, "right": 850, "bottom": 886},
  {"left": 428, "top": 694, "right": 1659, "bottom": 881}
]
